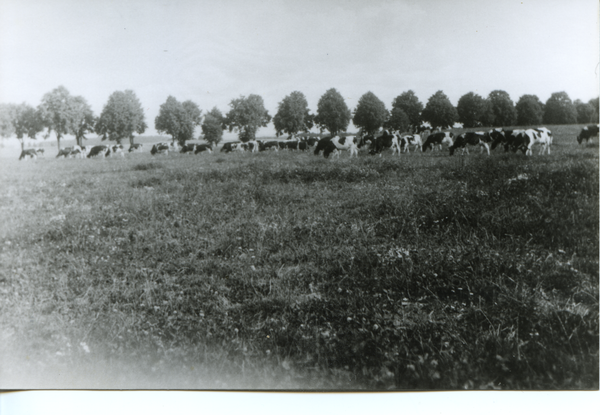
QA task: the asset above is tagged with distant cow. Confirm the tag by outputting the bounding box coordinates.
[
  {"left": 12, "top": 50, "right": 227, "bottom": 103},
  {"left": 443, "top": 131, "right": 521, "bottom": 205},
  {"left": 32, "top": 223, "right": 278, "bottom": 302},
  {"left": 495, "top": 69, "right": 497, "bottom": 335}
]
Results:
[
  {"left": 151, "top": 142, "right": 170, "bottom": 155},
  {"left": 180, "top": 144, "right": 197, "bottom": 154},
  {"left": 128, "top": 143, "right": 144, "bottom": 152},
  {"left": 398, "top": 134, "right": 423, "bottom": 153},
  {"left": 423, "top": 132, "right": 454, "bottom": 152},
  {"left": 87, "top": 145, "right": 111, "bottom": 158},
  {"left": 56, "top": 147, "right": 74, "bottom": 158},
  {"left": 19, "top": 149, "right": 38, "bottom": 161},
  {"left": 449, "top": 131, "right": 497, "bottom": 155},
  {"left": 368, "top": 130, "right": 400, "bottom": 156},
  {"left": 110, "top": 144, "right": 125, "bottom": 157},
  {"left": 577, "top": 125, "right": 599, "bottom": 145},
  {"left": 314, "top": 134, "right": 360, "bottom": 158},
  {"left": 194, "top": 144, "right": 213, "bottom": 154}
]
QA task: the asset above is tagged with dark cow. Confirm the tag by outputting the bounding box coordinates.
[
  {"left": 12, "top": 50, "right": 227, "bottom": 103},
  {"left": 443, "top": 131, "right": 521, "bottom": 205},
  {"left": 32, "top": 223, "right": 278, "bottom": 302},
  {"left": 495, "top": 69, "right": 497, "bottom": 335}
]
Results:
[
  {"left": 19, "top": 149, "right": 38, "bottom": 161},
  {"left": 298, "top": 138, "right": 318, "bottom": 151},
  {"left": 220, "top": 142, "right": 242, "bottom": 153},
  {"left": 368, "top": 130, "right": 400, "bottom": 156},
  {"left": 56, "top": 146, "right": 75, "bottom": 158},
  {"left": 194, "top": 144, "right": 213, "bottom": 154},
  {"left": 87, "top": 145, "right": 111, "bottom": 158},
  {"left": 423, "top": 132, "right": 454, "bottom": 152},
  {"left": 180, "top": 144, "right": 197, "bottom": 154},
  {"left": 128, "top": 143, "right": 144, "bottom": 152},
  {"left": 449, "top": 131, "right": 492, "bottom": 155},
  {"left": 261, "top": 141, "right": 279, "bottom": 151},
  {"left": 577, "top": 124, "right": 599, "bottom": 145},
  {"left": 150, "top": 142, "right": 170, "bottom": 155}
]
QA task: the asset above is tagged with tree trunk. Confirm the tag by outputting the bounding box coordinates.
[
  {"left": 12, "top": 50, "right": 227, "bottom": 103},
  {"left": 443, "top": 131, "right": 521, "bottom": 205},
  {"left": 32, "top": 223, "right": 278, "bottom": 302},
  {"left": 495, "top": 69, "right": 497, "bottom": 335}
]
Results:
[
  {"left": 129, "top": 135, "right": 134, "bottom": 147},
  {"left": 57, "top": 135, "right": 61, "bottom": 150}
]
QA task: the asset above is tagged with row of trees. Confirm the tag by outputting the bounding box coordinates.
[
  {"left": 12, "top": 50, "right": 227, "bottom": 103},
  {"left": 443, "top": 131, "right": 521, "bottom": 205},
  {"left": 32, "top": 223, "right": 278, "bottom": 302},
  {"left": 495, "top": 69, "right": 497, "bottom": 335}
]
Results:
[{"left": 1, "top": 86, "right": 598, "bottom": 150}]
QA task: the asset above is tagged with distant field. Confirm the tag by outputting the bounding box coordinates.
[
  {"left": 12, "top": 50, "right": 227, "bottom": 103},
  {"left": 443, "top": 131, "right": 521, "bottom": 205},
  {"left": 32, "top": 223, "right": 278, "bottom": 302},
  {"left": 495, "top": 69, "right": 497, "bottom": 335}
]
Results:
[{"left": 0, "top": 124, "right": 597, "bottom": 389}]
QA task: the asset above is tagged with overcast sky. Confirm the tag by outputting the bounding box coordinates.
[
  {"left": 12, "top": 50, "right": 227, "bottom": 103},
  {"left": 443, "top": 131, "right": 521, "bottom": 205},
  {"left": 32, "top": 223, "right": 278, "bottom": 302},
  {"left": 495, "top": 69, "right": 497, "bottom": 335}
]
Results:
[{"left": 0, "top": 0, "right": 598, "bottom": 139}]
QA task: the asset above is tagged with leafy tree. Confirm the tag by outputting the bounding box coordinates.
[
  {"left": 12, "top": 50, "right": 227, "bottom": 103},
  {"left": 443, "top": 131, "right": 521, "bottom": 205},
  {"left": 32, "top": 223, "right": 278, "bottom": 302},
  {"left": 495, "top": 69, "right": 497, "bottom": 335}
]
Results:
[
  {"left": 352, "top": 91, "right": 388, "bottom": 135},
  {"left": 384, "top": 107, "right": 410, "bottom": 133},
  {"left": 0, "top": 103, "right": 16, "bottom": 138},
  {"left": 574, "top": 99, "right": 596, "bottom": 124},
  {"left": 201, "top": 107, "right": 225, "bottom": 146},
  {"left": 457, "top": 92, "right": 495, "bottom": 128},
  {"left": 37, "top": 86, "right": 75, "bottom": 149},
  {"left": 96, "top": 90, "right": 147, "bottom": 145},
  {"left": 391, "top": 90, "right": 423, "bottom": 128},
  {"left": 543, "top": 92, "right": 577, "bottom": 124},
  {"left": 273, "top": 91, "right": 314, "bottom": 138},
  {"left": 488, "top": 90, "right": 517, "bottom": 126},
  {"left": 516, "top": 94, "right": 544, "bottom": 126},
  {"left": 12, "top": 103, "right": 44, "bottom": 150},
  {"left": 224, "top": 94, "right": 271, "bottom": 142},
  {"left": 589, "top": 97, "right": 599, "bottom": 117},
  {"left": 421, "top": 90, "right": 458, "bottom": 129},
  {"left": 314, "top": 88, "right": 351, "bottom": 136},
  {"left": 155, "top": 96, "right": 202, "bottom": 145},
  {"left": 70, "top": 96, "right": 95, "bottom": 146}
]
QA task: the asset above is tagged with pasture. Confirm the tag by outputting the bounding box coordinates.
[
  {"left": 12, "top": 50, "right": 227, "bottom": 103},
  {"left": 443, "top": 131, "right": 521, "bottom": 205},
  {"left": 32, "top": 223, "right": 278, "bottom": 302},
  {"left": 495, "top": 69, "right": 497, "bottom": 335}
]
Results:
[{"left": 0, "top": 124, "right": 597, "bottom": 389}]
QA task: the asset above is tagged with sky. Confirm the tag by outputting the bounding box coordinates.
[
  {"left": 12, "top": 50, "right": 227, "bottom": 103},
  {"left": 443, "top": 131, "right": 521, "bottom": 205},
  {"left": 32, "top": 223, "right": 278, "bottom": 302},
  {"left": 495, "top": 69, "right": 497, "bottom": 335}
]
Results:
[{"left": 0, "top": 0, "right": 598, "bottom": 140}]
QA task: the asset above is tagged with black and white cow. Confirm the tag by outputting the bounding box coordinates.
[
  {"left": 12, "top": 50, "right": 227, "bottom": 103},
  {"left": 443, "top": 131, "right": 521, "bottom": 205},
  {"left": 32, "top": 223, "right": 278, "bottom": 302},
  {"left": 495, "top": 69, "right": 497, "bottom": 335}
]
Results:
[
  {"left": 56, "top": 147, "right": 74, "bottom": 158},
  {"left": 314, "top": 134, "right": 360, "bottom": 158},
  {"left": 69, "top": 145, "right": 88, "bottom": 159},
  {"left": 422, "top": 132, "right": 455, "bottom": 152},
  {"left": 180, "top": 144, "right": 197, "bottom": 154},
  {"left": 368, "top": 130, "right": 400, "bottom": 156},
  {"left": 577, "top": 124, "right": 599, "bottom": 145},
  {"left": 128, "top": 143, "right": 144, "bottom": 152},
  {"left": 151, "top": 142, "right": 170, "bottom": 155},
  {"left": 524, "top": 128, "right": 552, "bottom": 155},
  {"left": 35, "top": 148, "right": 45, "bottom": 157},
  {"left": 220, "top": 142, "right": 242, "bottom": 153},
  {"left": 449, "top": 131, "right": 495, "bottom": 155},
  {"left": 261, "top": 141, "right": 279, "bottom": 151},
  {"left": 110, "top": 144, "right": 125, "bottom": 157},
  {"left": 398, "top": 134, "right": 423, "bottom": 153},
  {"left": 18, "top": 149, "right": 38, "bottom": 161},
  {"left": 298, "top": 137, "right": 319, "bottom": 151},
  {"left": 194, "top": 143, "right": 213, "bottom": 154},
  {"left": 87, "top": 145, "right": 111, "bottom": 158}
]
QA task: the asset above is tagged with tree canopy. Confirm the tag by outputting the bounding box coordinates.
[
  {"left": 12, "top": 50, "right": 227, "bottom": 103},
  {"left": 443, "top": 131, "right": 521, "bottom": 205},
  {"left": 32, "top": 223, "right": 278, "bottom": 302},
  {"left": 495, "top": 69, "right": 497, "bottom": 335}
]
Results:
[
  {"left": 352, "top": 91, "right": 388, "bottom": 135},
  {"left": 574, "top": 99, "right": 596, "bottom": 124},
  {"left": 96, "top": 90, "right": 146, "bottom": 145},
  {"left": 201, "top": 107, "right": 225, "bottom": 146},
  {"left": 516, "top": 94, "right": 544, "bottom": 126},
  {"left": 421, "top": 90, "right": 458, "bottom": 129},
  {"left": 543, "top": 92, "right": 577, "bottom": 124},
  {"left": 384, "top": 107, "right": 410, "bottom": 133},
  {"left": 391, "top": 90, "right": 423, "bottom": 129},
  {"left": 155, "top": 96, "right": 202, "bottom": 145},
  {"left": 70, "top": 96, "right": 95, "bottom": 146},
  {"left": 314, "top": 88, "right": 351, "bottom": 136},
  {"left": 0, "top": 103, "right": 16, "bottom": 138},
  {"left": 224, "top": 94, "right": 271, "bottom": 142},
  {"left": 273, "top": 91, "right": 314, "bottom": 138},
  {"left": 488, "top": 90, "right": 517, "bottom": 126},
  {"left": 456, "top": 92, "right": 494, "bottom": 128},
  {"left": 12, "top": 103, "right": 44, "bottom": 149},
  {"left": 37, "top": 86, "right": 76, "bottom": 149}
]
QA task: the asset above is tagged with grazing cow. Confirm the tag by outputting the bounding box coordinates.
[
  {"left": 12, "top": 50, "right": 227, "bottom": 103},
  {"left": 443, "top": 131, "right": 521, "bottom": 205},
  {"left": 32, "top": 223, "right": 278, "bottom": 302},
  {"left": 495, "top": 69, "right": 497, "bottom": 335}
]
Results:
[
  {"left": 18, "top": 149, "right": 38, "bottom": 161},
  {"left": 368, "top": 130, "right": 400, "bottom": 156},
  {"left": 69, "top": 145, "right": 88, "bottom": 159},
  {"left": 180, "top": 144, "right": 197, "bottom": 154},
  {"left": 314, "top": 134, "right": 359, "bottom": 158},
  {"left": 220, "top": 142, "right": 241, "bottom": 153},
  {"left": 262, "top": 141, "right": 279, "bottom": 151},
  {"left": 298, "top": 137, "right": 318, "bottom": 151},
  {"left": 449, "top": 131, "right": 495, "bottom": 155},
  {"left": 398, "top": 134, "right": 423, "bottom": 153},
  {"left": 110, "top": 144, "right": 125, "bottom": 157},
  {"left": 524, "top": 128, "right": 552, "bottom": 155},
  {"left": 56, "top": 147, "right": 74, "bottom": 158},
  {"left": 194, "top": 143, "right": 213, "bottom": 154},
  {"left": 423, "top": 132, "right": 455, "bottom": 152},
  {"left": 150, "top": 142, "right": 170, "bottom": 155},
  {"left": 87, "top": 145, "right": 111, "bottom": 158},
  {"left": 35, "top": 148, "right": 45, "bottom": 157},
  {"left": 414, "top": 121, "right": 433, "bottom": 135},
  {"left": 577, "top": 125, "right": 599, "bottom": 145},
  {"left": 491, "top": 129, "right": 525, "bottom": 153},
  {"left": 128, "top": 143, "right": 144, "bottom": 152},
  {"left": 247, "top": 140, "right": 260, "bottom": 153}
]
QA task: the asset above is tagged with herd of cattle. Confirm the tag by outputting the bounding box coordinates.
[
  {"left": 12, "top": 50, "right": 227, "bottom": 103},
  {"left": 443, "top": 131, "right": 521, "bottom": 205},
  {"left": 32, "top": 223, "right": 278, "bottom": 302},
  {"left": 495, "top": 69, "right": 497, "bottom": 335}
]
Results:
[{"left": 16, "top": 124, "right": 600, "bottom": 161}]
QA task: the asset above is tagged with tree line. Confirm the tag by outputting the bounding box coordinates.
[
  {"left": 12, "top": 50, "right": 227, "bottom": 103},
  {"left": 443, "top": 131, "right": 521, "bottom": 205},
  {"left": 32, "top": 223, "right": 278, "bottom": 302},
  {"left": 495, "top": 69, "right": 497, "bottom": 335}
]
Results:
[{"left": 0, "top": 85, "right": 597, "bottom": 150}]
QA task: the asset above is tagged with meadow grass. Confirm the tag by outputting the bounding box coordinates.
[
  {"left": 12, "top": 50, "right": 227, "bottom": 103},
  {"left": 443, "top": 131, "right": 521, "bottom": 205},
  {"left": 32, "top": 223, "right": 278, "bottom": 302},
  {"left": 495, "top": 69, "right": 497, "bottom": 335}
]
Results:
[{"left": 0, "top": 124, "right": 597, "bottom": 389}]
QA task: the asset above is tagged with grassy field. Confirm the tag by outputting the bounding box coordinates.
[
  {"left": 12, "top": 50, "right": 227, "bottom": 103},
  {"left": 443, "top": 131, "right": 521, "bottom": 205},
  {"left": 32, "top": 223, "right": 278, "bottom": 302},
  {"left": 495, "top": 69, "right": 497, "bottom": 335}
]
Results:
[{"left": 0, "top": 124, "right": 597, "bottom": 389}]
